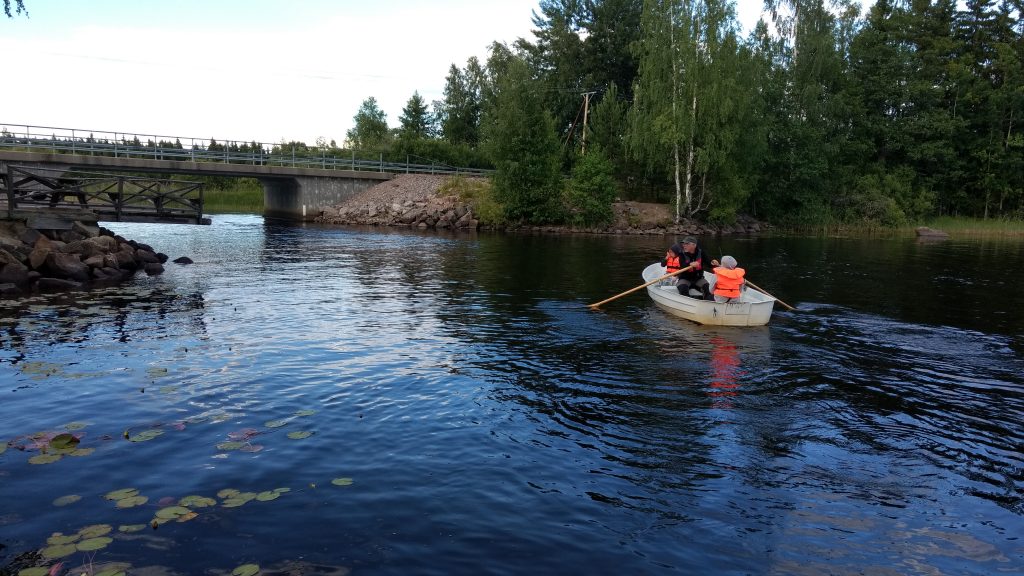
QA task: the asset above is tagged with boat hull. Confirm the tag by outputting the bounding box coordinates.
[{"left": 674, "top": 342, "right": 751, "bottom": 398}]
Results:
[{"left": 642, "top": 263, "right": 776, "bottom": 326}]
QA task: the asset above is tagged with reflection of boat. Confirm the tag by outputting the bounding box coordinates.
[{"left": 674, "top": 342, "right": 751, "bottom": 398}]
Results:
[{"left": 642, "top": 263, "right": 776, "bottom": 326}]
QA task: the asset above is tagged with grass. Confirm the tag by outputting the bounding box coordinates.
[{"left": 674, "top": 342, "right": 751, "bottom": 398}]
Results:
[
  {"left": 440, "top": 175, "right": 504, "bottom": 226},
  {"left": 203, "top": 178, "right": 263, "bottom": 213},
  {"left": 913, "top": 216, "right": 1024, "bottom": 237}
]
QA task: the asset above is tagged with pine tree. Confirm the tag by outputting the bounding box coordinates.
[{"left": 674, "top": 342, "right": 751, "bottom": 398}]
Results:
[{"left": 398, "top": 91, "right": 434, "bottom": 141}]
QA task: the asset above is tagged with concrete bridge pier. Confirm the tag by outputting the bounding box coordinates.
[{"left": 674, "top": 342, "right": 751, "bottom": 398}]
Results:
[{"left": 261, "top": 174, "right": 389, "bottom": 221}]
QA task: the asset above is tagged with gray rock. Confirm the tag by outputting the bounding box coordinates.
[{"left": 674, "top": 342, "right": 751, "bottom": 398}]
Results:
[{"left": 144, "top": 263, "right": 164, "bottom": 276}]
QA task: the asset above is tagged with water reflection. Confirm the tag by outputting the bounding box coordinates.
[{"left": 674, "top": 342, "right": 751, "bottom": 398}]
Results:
[{"left": 707, "top": 335, "right": 742, "bottom": 408}]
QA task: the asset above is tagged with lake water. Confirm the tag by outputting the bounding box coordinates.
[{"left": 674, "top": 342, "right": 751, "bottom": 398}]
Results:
[{"left": 1, "top": 214, "right": 1022, "bottom": 575}]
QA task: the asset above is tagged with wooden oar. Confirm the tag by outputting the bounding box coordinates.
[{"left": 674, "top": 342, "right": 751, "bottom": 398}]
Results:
[
  {"left": 588, "top": 265, "right": 694, "bottom": 310},
  {"left": 745, "top": 279, "right": 796, "bottom": 311}
]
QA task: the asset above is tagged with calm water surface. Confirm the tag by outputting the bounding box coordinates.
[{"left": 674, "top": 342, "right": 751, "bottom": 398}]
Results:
[{"left": 1, "top": 214, "right": 1022, "bottom": 575}]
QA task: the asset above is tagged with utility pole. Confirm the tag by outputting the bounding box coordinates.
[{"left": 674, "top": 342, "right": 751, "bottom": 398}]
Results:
[{"left": 581, "top": 91, "right": 596, "bottom": 155}]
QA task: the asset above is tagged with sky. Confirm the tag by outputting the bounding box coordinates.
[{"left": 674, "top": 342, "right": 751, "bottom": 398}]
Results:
[{"left": 2, "top": 0, "right": 767, "bottom": 148}]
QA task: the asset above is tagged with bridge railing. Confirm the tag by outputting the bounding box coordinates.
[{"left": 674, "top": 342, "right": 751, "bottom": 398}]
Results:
[{"left": 0, "top": 123, "right": 493, "bottom": 177}]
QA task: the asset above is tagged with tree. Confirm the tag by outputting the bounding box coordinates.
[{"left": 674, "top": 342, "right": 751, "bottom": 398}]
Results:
[
  {"left": 3, "top": 0, "right": 26, "bottom": 18},
  {"left": 398, "top": 91, "right": 434, "bottom": 140},
  {"left": 346, "top": 97, "right": 389, "bottom": 150},
  {"left": 483, "top": 56, "right": 564, "bottom": 223},
  {"left": 438, "top": 59, "right": 483, "bottom": 146},
  {"left": 565, "top": 146, "right": 618, "bottom": 226}
]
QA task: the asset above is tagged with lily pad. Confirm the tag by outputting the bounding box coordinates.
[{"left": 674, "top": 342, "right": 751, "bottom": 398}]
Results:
[
  {"left": 217, "top": 488, "right": 240, "bottom": 498},
  {"left": 53, "top": 494, "right": 81, "bottom": 507},
  {"left": 78, "top": 524, "right": 112, "bottom": 538},
  {"left": 41, "top": 543, "right": 77, "bottom": 559},
  {"left": 69, "top": 447, "right": 95, "bottom": 456},
  {"left": 105, "top": 488, "right": 139, "bottom": 501},
  {"left": 77, "top": 536, "right": 113, "bottom": 551},
  {"left": 232, "top": 564, "right": 260, "bottom": 576},
  {"left": 264, "top": 419, "right": 288, "bottom": 428},
  {"left": 17, "top": 568, "right": 51, "bottom": 576},
  {"left": 28, "top": 454, "right": 62, "bottom": 465},
  {"left": 46, "top": 532, "right": 80, "bottom": 545},
  {"left": 286, "top": 431, "right": 313, "bottom": 440},
  {"left": 177, "top": 511, "right": 199, "bottom": 523},
  {"left": 331, "top": 477, "right": 354, "bottom": 487},
  {"left": 155, "top": 506, "right": 192, "bottom": 520},
  {"left": 49, "top": 433, "right": 80, "bottom": 450},
  {"left": 118, "top": 524, "right": 147, "bottom": 533},
  {"left": 255, "top": 491, "right": 280, "bottom": 502},
  {"left": 64, "top": 421, "right": 89, "bottom": 431},
  {"left": 273, "top": 487, "right": 291, "bottom": 493},
  {"left": 179, "top": 495, "right": 217, "bottom": 508},
  {"left": 146, "top": 367, "right": 169, "bottom": 378},
  {"left": 128, "top": 429, "right": 163, "bottom": 442},
  {"left": 294, "top": 410, "right": 316, "bottom": 417},
  {"left": 93, "top": 564, "right": 130, "bottom": 576},
  {"left": 115, "top": 495, "right": 148, "bottom": 509},
  {"left": 240, "top": 444, "right": 264, "bottom": 453},
  {"left": 0, "top": 442, "right": 6, "bottom": 455},
  {"left": 216, "top": 441, "right": 245, "bottom": 451}
]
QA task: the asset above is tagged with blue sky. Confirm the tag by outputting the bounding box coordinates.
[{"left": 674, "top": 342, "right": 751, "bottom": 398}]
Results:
[{"left": 2, "top": 0, "right": 767, "bottom": 146}]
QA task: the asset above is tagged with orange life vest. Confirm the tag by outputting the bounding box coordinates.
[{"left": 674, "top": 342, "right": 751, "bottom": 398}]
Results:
[
  {"left": 665, "top": 253, "right": 682, "bottom": 273},
  {"left": 713, "top": 267, "right": 745, "bottom": 298}
]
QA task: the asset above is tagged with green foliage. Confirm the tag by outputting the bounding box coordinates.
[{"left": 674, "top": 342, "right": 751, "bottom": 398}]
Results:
[
  {"left": 203, "top": 178, "right": 264, "bottom": 213},
  {"left": 484, "top": 56, "right": 565, "bottom": 224},
  {"left": 440, "top": 176, "right": 505, "bottom": 227},
  {"left": 438, "top": 59, "right": 484, "bottom": 146},
  {"left": 565, "top": 148, "right": 618, "bottom": 226},
  {"left": 3, "top": 0, "right": 26, "bottom": 18},
  {"left": 398, "top": 91, "right": 434, "bottom": 141},
  {"left": 346, "top": 97, "right": 390, "bottom": 150}
]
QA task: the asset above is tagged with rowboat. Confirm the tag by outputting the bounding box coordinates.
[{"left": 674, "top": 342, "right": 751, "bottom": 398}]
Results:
[{"left": 642, "top": 262, "right": 776, "bottom": 326}]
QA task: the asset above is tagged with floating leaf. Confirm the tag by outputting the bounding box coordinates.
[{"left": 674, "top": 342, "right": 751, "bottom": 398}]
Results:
[
  {"left": 78, "top": 524, "right": 112, "bottom": 538},
  {"left": 93, "top": 564, "right": 130, "bottom": 576},
  {"left": 155, "top": 506, "right": 191, "bottom": 520},
  {"left": 16, "top": 567, "right": 50, "bottom": 576},
  {"left": 177, "top": 511, "right": 199, "bottom": 523},
  {"left": 216, "top": 442, "right": 245, "bottom": 451},
  {"left": 46, "top": 533, "right": 79, "bottom": 546},
  {"left": 179, "top": 495, "right": 216, "bottom": 508},
  {"left": 331, "top": 477, "right": 354, "bottom": 487},
  {"left": 157, "top": 496, "right": 178, "bottom": 507},
  {"left": 115, "top": 495, "right": 148, "bottom": 509},
  {"left": 53, "top": 495, "right": 81, "bottom": 507},
  {"left": 295, "top": 410, "right": 316, "bottom": 417},
  {"left": 228, "top": 429, "right": 260, "bottom": 441},
  {"left": 49, "top": 433, "right": 80, "bottom": 450},
  {"left": 0, "top": 443, "right": 6, "bottom": 455},
  {"left": 273, "top": 487, "right": 291, "bottom": 494},
  {"left": 240, "top": 444, "right": 264, "bottom": 453},
  {"left": 69, "top": 447, "right": 95, "bottom": 457},
  {"left": 64, "top": 422, "right": 88, "bottom": 431},
  {"left": 118, "top": 524, "right": 147, "bottom": 533},
  {"left": 255, "top": 491, "right": 280, "bottom": 502},
  {"left": 77, "top": 536, "right": 113, "bottom": 551},
  {"left": 146, "top": 367, "right": 169, "bottom": 378},
  {"left": 217, "top": 488, "right": 240, "bottom": 499},
  {"left": 29, "top": 454, "right": 62, "bottom": 465},
  {"left": 41, "top": 544, "right": 77, "bottom": 559},
  {"left": 264, "top": 419, "right": 288, "bottom": 428},
  {"left": 232, "top": 564, "right": 260, "bottom": 576},
  {"left": 105, "top": 488, "right": 139, "bottom": 501},
  {"left": 128, "top": 430, "right": 163, "bottom": 443},
  {"left": 286, "top": 431, "right": 313, "bottom": 440}
]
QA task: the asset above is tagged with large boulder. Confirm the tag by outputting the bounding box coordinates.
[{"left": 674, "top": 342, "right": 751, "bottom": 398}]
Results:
[{"left": 44, "top": 252, "right": 91, "bottom": 282}]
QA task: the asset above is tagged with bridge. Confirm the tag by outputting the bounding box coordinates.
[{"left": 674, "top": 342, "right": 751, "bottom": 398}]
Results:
[{"left": 0, "top": 123, "right": 491, "bottom": 223}]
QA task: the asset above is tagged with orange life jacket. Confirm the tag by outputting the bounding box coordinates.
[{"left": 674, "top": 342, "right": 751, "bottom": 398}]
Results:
[
  {"left": 713, "top": 267, "right": 745, "bottom": 298},
  {"left": 666, "top": 253, "right": 682, "bottom": 273}
]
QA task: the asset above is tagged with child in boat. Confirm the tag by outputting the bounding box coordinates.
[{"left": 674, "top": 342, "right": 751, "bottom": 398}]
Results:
[{"left": 712, "top": 255, "right": 745, "bottom": 303}]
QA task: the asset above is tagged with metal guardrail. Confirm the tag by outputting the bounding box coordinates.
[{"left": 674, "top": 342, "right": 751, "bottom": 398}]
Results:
[
  {"left": 3, "top": 164, "right": 209, "bottom": 224},
  {"left": 0, "top": 123, "right": 493, "bottom": 177}
]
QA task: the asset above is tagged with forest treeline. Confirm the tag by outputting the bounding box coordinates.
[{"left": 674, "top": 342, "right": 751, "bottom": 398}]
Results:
[{"left": 343, "top": 0, "right": 1023, "bottom": 228}]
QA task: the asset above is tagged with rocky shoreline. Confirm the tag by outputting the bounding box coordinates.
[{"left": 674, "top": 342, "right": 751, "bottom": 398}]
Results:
[
  {"left": 315, "top": 174, "right": 767, "bottom": 236},
  {"left": 0, "top": 219, "right": 189, "bottom": 297}
]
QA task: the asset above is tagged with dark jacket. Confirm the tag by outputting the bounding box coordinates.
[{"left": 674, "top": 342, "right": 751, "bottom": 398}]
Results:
[{"left": 668, "top": 244, "right": 714, "bottom": 282}]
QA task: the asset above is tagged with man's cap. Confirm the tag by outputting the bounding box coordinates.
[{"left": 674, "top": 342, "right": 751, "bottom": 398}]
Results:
[{"left": 681, "top": 236, "right": 697, "bottom": 245}]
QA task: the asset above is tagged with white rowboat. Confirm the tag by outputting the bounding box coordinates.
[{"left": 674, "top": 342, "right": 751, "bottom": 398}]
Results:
[{"left": 642, "top": 262, "right": 776, "bottom": 326}]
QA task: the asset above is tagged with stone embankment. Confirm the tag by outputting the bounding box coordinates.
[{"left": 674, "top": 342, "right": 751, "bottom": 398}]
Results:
[
  {"left": 314, "top": 174, "right": 767, "bottom": 235},
  {"left": 0, "top": 219, "right": 189, "bottom": 297}
]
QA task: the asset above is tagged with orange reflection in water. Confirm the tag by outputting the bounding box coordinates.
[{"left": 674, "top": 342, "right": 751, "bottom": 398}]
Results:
[{"left": 708, "top": 335, "right": 742, "bottom": 408}]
